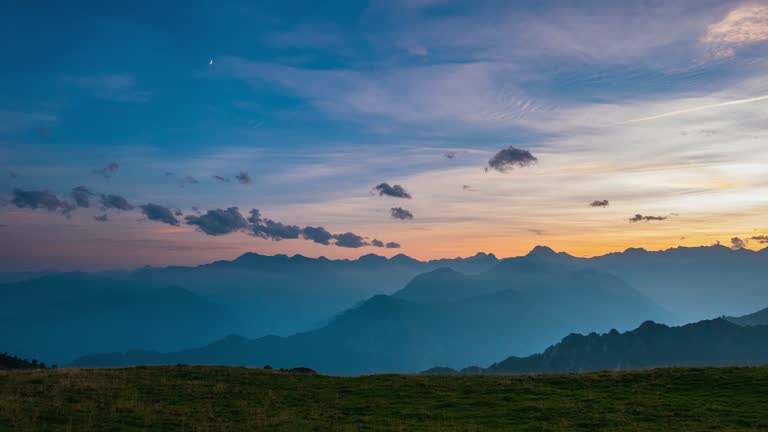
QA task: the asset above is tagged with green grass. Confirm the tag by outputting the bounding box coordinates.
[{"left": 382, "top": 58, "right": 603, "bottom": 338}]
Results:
[{"left": 2, "top": 366, "right": 768, "bottom": 431}]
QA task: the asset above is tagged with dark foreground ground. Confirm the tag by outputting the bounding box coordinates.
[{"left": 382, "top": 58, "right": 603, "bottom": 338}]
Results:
[{"left": 2, "top": 366, "right": 768, "bottom": 431}]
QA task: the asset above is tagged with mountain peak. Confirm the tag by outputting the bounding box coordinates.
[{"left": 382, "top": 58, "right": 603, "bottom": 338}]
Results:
[
  {"left": 526, "top": 246, "right": 574, "bottom": 261},
  {"left": 527, "top": 245, "right": 558, "bottom": 257},
  {"left": 356, "top": 253, "right": 388, "bottom": 265},
  {"left": 622, "top": 247, "right": 648, "bottom": 254},
  {"left": 389, "top": 253, "right": 420, "bottom": 265},
  {"left": 469, "top": 252, "right": 497, "bottom": 260}
]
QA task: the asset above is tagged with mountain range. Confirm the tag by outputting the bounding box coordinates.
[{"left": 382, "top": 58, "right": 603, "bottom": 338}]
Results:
[
  {"left": 0, "top": 252, "right": 499, "bottom": 364},
  {"left": 0, "top": 274, "right": 235, "bottom": 364},
  {"left": 72, "top": 255, "right": 667, "bottom": 374},
  {"left": 424, "top": 314, "right": 768, "bottom": 375},
  {"left": 5, "top": 244, "right": 768, "bottom": 371}
]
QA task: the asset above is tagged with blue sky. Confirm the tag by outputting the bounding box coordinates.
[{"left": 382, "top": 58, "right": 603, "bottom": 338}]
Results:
[{"left": 2, "top": 0, "right": 768, "bottom": 270}]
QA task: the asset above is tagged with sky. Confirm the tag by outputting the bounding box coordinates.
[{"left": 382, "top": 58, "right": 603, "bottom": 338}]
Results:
[{"left": 2, "top": 0, "right": 768, "bottom": 271}]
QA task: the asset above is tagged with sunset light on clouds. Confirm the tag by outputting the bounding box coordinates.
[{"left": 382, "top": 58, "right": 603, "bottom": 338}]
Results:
[{"left": 2, "top": 0, "right": 768, "bottom": 270}]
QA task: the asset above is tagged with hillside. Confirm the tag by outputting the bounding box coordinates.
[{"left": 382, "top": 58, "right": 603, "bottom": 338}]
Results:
[
  {"left": 73, "top": 258, "right": 667, "bottom": 374},
  {"left": 483, "top": 318, "right": 768, "bottom": 374},
  {"left": 0, "top": 353, "right": 47, "bottom": 370},
  {"left": 583, "top": 245, "right": 768, "bottom": 321},
  {"left": 2, "top": 366, "right": 768, "bottom": 431},
  {"left": 726, "top": 306, "right": 768, "bottom": 326},
  {"left": 0, "top": 274, "right": 236, "bottom": 364}
]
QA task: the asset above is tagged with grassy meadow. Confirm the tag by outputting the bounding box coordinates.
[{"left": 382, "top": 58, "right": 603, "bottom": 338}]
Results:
[{"left": 1, "top": 365, "right": 767, "bottom": 431}]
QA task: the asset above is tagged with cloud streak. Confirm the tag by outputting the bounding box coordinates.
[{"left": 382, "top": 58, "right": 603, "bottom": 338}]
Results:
[
  {"left": 141, "top": 203, "right": 181, "bottom": 226},
  {"left": 71, "top": 186, "right": 95, "bottom": 208},
  {"left": 390, "top": 207, "right": 414, "bottom": 220},
  {"left": 628, "top": 214, "right": 670, "bottom": 223},
  {"left": 236, "top": 171, "right": 252, "bottom": 184},
  {"left": 185, "top": 207, "right": 249, "bottom": 236},
  {"left": 100, "top": 194, "right": 133, "bottom": 211},
  {"left": 92, "top": 162, "right": 119, "bottom": 179},
  {"left": 12, "top": 189, "right": 73, "bottom": 214},
  {"left": 621, "top": 94, "right": 768, "bottom": 124}
]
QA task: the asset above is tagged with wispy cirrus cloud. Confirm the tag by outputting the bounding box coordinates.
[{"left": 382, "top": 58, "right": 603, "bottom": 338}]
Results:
[
  {"left": 216, "top": 57, "right": 542, "bottom": 130},
  {"left": 705, "top": 4, "right": 768, "bottom": 44},
  {"left": 92, "top": 162, "right": 119, "bottom": 179},
  {"left": 64, "top": 74, "right": 151, "bottom": 102},
  {"left": 0, "top": 111, "right": 58, "bottom": 134}
]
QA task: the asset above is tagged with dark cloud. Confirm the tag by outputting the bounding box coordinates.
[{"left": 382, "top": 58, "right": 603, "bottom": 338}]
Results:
[
  {"left": 301, "top": 226, "right": 334, "bottom": 245},
  {"left": 750, "top": 235, "right": 768, "bottom": 244},
  {"left": 390, "top": 207, "right": 414, "bottom": 220},
  {"left": 248, "top": 209, "right": 302, "bottom": 241},
  {"left": 92, "top": 162, "right": 119, "bottom": 178},
  {"left": 730, "top": 237, "right": 746, "bottom": 250},
  {"left": 162, "top": 204, "right": 402, "bottom": 250},
  {"left": 100, "top": 194, "right": 133, "bottom": 211},
  {"left": 374, "top": 183, "right": 412, "bottom": 199},
  {"left": 333, "top": 232, "right": 367, "bottom": 248},
  {"left": 174, "top": 209, "right": 183, "bottom": 217},
  {"left": 589, "top": 200, "right": 609, "bottom": 207},
  {"left": 628, "top": 214, "right": 668, "bottom": 223},
  {"left": 71, "top": 186, "right": 95, "bottom": 208},
  {"left": 486, "top": 146, "right": 537, "bottom": 173},
  {"left": 213, "top": 175, "right": 231, "bottom": 183},
  {"left": 370, "top": 239, "right": 400, "bottom": 248},
  {"left": 12, "top": 189, "right": 72, "bottom": 213},
  {"left": 445, "top": 151, "right": 456, "bottom": 159},
  {"left": 9, "top": 171, "right": 19, "bottom": 179},
  {"left": 191, "top": 206, "right": 200, "bottom": 213},
  {"left": 185, "top": 207, "right": 248, "bottom": 235},
  {"left": 166, "top": 172, "right": 199, "bottom": 187},
  {"left": 236, "top": 171, "right": 252, "bottom": 185},
  {"left": 141, "top": 203, "right": 180, "bottom": 226},
  {"left": 94, "top": 214, "right": 109, "bottom": 222}
]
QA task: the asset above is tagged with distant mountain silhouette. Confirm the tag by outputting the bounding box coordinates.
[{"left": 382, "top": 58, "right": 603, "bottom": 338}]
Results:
[
  {"left": 483, "top": 318, "right": 768, "bottom": 374},
  {"left": 0, "top": 270, "right": 61, "bottom": 285},
  {"left": 11, "top": 245, "right": 768, "bottom": 371},
  {"left": 0, "top": 352, "right": 48, "bottom": 370},
  {"left": 422, "top": 314, "right": 768, "bottom": 375},
  {"left": 0, "top": 274, "right": 235, "bottom": 364},
  {"left": 128, "top": 251, "right": 501, "bottom": 338},
  {"left": 1, "top": 252, "right": 499, "bottom": 364},
  {"left": 72, "top": 256, "right": 668, "bottom": 374},
  {"left": 470, "top": 244, "right": 768, "bottom": 323},
  {"left": 725, "top": 306, "right": 768, "bottom": 327}
]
